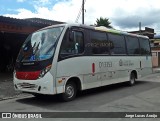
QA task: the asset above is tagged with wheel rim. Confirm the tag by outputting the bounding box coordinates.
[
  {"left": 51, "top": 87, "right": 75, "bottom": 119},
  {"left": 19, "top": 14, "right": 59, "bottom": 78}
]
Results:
[
  {"left": 130, "top": 74, "right": 135, "bottom": 85},
  {"left": 131, "top": 78, "right": 135, "bottom": 84},
  {"left": 66, "top": 85, "right": 74, "bottom": 99}
]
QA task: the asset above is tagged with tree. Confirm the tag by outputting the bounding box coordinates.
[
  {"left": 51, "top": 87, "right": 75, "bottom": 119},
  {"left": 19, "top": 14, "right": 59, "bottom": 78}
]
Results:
[{"left": 95, "top": 17, "right": 112, "bottom": 28}]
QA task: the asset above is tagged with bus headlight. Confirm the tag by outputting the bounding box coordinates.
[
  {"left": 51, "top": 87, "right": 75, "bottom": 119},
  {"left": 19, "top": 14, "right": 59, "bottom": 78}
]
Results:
[{"left": 39, "top": 65, "right": 52, "bottom": 78}]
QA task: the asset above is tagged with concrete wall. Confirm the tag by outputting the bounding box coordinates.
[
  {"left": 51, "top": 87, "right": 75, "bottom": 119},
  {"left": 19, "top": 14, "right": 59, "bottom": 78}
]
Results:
[{"left": 152, "top": 50, "right": 160, "bottom": 67}]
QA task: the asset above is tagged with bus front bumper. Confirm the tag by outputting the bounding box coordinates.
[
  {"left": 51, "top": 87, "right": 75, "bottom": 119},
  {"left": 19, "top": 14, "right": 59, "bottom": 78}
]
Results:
[{"left": 13, "top": 72, "right": 56, "bottom": 95}]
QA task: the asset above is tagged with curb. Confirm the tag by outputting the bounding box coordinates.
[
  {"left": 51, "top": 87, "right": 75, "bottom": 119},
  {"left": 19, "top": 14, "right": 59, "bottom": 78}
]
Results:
[
  {"left": 0, "top": 94, "right": 32, "bottom": 101},
  {"left": 153, "top": 70, "right": 160, "bottom": 73},
  {"left": 0, "top": 96, "right": 19, "bottom": 101}
]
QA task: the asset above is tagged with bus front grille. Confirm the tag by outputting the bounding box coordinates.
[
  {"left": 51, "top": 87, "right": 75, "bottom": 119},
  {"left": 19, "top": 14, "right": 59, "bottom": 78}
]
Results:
[{"left": 17, "top": 83, "right": 38, "bottom": 90}]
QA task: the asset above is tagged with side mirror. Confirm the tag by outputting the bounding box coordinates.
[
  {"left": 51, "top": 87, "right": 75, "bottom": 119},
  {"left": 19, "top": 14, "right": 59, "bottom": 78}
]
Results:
[{"left": 69, "top": 31, "right": 74, "bottom": 42}]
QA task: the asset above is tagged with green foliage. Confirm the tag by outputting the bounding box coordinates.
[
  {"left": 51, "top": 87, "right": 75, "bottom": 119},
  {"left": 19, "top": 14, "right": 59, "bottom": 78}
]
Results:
[{"left": 95, "top": 17, "right": 112, "bottom": 28}]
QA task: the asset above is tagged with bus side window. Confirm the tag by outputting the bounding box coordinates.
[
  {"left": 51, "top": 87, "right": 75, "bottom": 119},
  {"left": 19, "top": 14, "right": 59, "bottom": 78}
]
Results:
[
  {"left": 74, "top": 31, "right": 84, "bottom": 54},
  {"left": 139, "top": 38, "right": 151, "bottom": 55},
  {"left": 60, "top": 30, "right": 84, "bottom": 57},
  {"left": 90, "top": 31, "right": 109, "bottom": 55},
  {"left": 108, "top": 33, "right": 126, "bottom": 55},
  {"left": 126, "top": 36, "right": 140, "bottom": 55}
]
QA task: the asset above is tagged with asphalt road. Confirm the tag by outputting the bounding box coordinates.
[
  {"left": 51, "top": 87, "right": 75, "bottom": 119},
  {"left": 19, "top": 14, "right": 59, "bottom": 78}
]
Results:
[{"left": 0, "top": 73, "right": 160, "bottom": 121}]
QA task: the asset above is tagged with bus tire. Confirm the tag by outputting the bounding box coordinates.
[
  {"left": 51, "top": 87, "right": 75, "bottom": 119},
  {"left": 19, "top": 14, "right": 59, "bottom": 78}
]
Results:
[
  {"left": 61, "top": 81, "right": 77, "bottom": 101},
  {"left": 128, "top": 72, "right": 136, "bottom": 86}
]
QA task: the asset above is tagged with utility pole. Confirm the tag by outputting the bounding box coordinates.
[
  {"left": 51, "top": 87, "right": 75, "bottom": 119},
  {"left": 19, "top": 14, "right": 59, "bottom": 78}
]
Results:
[
  {"left": 139, "top": 22, "right": 141, "bottom": 34},
  {"left": 82, "top": 0, "right": 84, "bottom": 24}
]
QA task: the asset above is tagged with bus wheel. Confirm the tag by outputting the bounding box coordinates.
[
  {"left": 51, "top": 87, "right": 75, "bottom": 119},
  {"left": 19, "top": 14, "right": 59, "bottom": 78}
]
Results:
[
  {"left": 128, "top": 73, "right": 136, "bottom": 86},
  {"left": 61, "top": 82, "right": 77, "bottom": 101}
]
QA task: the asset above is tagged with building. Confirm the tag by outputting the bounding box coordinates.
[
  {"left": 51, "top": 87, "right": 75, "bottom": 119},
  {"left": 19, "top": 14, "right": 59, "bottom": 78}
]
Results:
[
  {"left": 151, "top": 36, "right": 160, "bottom": 67},
  {"left": 0, "top": 16, "right": 63, "bottom": 72},
  {"left": 152, "top": 47, "right": 160, "bottom": 67},
  {"left": 129, "top": 27, "right": 155, "bottom": 39}
]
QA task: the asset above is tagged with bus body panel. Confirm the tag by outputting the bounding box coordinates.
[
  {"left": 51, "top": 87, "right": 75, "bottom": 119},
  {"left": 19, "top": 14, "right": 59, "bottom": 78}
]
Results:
[
  {"left": 56, "top": 55, "right": 152, "bottom": 91},
  {"left": 139, "top": 56, "right": 153, "bottom": 76},
  {"left": 13, "top": 24, "right": 153, "bottom": 97}
]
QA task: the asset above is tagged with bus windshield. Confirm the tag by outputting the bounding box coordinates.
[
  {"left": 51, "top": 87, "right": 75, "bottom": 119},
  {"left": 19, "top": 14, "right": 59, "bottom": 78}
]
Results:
[{"left": 17, "top": 26, "right": 64, "bottom": 62}]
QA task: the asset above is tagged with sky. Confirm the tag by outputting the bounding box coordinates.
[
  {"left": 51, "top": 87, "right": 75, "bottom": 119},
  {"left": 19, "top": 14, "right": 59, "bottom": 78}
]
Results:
[{"left": 0, "top": 0, "right": 160, "bottom": 34}]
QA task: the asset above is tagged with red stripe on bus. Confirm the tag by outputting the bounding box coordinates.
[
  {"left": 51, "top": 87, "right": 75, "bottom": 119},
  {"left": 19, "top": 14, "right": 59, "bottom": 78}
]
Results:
[
  {"left": 92, "top": 63, "right": 95, "bottom": 75},
  {"left": 16, "top": 71, "right": 41, "bottom": 80}
]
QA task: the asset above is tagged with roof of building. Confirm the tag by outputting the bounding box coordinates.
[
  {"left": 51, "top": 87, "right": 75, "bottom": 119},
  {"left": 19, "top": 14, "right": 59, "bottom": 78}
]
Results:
[
  {"left": 129, "top": 27, "right": 155, "bottom": 39},
  {"left": 0, "top": 16, "right": 64, "bottom": 28},
  {"left": 25, "top": 18, "right": 64, "bottom": 25}
]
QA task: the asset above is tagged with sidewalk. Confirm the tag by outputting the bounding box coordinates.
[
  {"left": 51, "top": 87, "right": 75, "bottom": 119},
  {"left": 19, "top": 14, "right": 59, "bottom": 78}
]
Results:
[
  {"left": 0, "top": 73, "right": 23, "bottom": 101},
  {"left": 0, "top": 68, "right": 160, "bottom": 101},
  {"left": 153, "top": 67, "right": 160, "bottom": 73}
]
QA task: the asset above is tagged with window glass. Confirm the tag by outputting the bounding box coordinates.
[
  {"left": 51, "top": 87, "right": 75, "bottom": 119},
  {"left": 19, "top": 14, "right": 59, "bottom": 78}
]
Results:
[
  {"left": 108, "top": 33, "right": 126, "bottom": 54},
  {"left": 60, "top": 30, "right": 84, "bottom": 57},
  {"left": 139, "top": 38, "right": 151, "bottom": 55},
  {"left": 126, "top": 36, "right": 140, "bottom": 55},
  {"left": 90, "top": 31, "right": 109, "bottom": 54},
  {"left": 17, "top": 26, "right": 64, "bottom": 62}
]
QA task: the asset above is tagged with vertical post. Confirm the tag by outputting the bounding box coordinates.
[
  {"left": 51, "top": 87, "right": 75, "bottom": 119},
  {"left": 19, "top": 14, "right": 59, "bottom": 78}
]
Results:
[
  {"left": 139, "top": 22, "right": 141, "bottom": 34},
  {"left": 82, "top": 0, "right": 84, "bottom": 24}
]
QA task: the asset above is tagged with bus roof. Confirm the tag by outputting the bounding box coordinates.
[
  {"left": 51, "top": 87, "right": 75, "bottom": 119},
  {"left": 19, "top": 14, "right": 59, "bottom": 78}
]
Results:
[
  {"left": 38, "top": 23, "right": 148, "bottom": 39},
  {"left": 94, "top": 26, "right": 148, "bottom": 39}
]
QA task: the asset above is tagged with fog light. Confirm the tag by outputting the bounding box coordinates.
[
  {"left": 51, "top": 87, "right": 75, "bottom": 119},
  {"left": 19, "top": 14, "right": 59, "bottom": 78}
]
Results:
[
  {"left": 38, "top": 86, "right": 41, "bottom": 91},
  {"left": 15, "top": 84, "right": 18, "bottom": 89}
]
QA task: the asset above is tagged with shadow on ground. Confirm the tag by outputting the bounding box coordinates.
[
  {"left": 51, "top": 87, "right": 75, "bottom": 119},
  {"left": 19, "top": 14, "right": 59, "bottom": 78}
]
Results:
[{"left": 16, "top": 81, "right": 160, "bottom": 111}]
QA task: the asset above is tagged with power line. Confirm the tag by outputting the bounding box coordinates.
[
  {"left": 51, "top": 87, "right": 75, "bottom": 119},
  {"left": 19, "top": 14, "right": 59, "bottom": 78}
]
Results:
[
  {"left": 82, "top": 0, "right": 84, "bottom": 24},
  {"left": 75, "top": 0, "right": 86, "bottom": 23}
]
